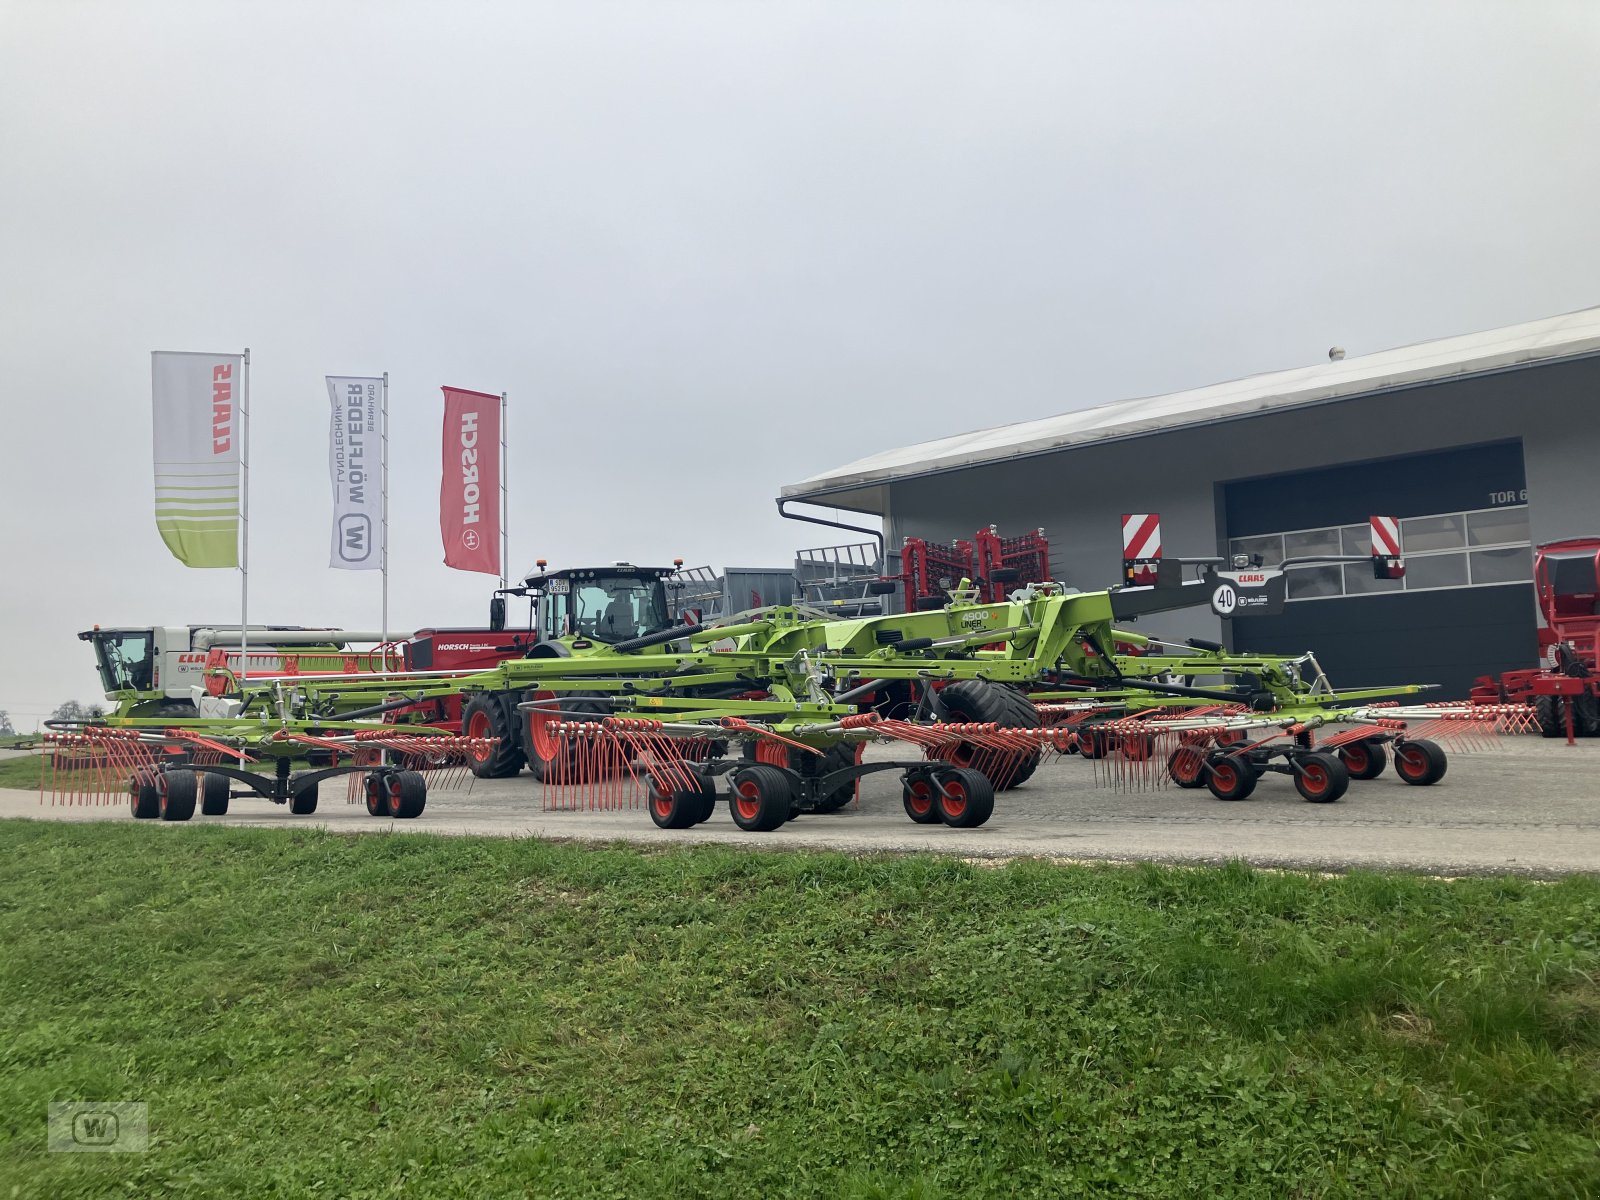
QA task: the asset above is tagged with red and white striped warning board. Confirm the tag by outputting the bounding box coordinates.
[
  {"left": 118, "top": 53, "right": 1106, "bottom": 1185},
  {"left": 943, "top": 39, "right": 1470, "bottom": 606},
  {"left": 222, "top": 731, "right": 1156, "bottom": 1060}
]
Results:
[
  {"left": 1370, "top": 515, "right": 1402, "bottom": 558},
  {"left": 1121, "top": 513, "right": 1162, "bottom": 562}
]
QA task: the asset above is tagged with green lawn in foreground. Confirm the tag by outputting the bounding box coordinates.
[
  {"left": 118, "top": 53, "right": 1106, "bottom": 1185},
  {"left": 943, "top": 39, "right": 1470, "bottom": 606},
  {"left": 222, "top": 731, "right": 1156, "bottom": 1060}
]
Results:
[{"left": 0, "top": 823, "right": 1595, "bottom": 1198}]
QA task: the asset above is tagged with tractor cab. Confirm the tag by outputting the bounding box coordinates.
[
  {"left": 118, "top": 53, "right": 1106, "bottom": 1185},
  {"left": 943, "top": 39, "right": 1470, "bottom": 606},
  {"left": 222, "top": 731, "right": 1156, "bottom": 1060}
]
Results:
[{"left": 496, "top": 562, "right": 681, "bottom": 649}]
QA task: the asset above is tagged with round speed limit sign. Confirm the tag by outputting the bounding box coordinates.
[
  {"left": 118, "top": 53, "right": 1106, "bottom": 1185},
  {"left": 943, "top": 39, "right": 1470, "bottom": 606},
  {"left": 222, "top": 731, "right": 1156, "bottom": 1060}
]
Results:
[{"left": 1211, "top": 583, "right": 1238, "bottom": 616}]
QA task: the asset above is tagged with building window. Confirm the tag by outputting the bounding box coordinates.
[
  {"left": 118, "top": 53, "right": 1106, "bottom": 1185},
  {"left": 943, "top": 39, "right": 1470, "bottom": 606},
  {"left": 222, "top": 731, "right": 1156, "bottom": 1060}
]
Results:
[{"left": 1229, "top": 504, "right": 1532, "bottom": 602}]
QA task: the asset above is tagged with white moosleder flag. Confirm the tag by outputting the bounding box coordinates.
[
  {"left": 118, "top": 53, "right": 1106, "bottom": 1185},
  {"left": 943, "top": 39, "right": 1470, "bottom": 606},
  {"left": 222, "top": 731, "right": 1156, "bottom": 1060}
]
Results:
[
  {"left": 327, "top": 376, "right": 385, "bottom": 570},
  {"left": 152, "top": 351, "right": 242, "bottom": 568}
]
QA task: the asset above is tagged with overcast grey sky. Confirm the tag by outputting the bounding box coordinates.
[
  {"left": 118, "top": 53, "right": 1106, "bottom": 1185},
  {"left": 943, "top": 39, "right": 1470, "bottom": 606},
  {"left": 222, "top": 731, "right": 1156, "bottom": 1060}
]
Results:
[{"left": 2, "top": 1, "right": 1598, "bottom": 722}]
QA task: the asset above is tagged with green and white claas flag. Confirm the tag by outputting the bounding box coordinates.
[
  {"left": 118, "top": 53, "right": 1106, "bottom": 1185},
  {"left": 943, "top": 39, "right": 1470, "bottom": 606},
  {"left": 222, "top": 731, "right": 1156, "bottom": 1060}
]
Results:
[{"left": 151, "top": 351, "right": 242, "bottom": 567}]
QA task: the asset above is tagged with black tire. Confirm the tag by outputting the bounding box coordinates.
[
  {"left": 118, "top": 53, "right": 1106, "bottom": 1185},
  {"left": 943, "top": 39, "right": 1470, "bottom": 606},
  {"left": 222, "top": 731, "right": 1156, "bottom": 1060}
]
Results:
[
  {"left": 1167, "top": 747, "right": 1206, "bottom": 788},
  {"left": 1337, "top": 740, "right": 1388, "bottom": 780},
  {"left": 386, "top": 771, "right": 427, "bottom": 819},
  {"left": 526, "top": 691, "right": 611, "bottom": 782},
  {"left": 901, "top": 775, "right": 943, "bottom": 824},
  {"left": 1293, "top": 752, "right": 1349, "bottom": 803},
  {"left": 728, "top": 764, "right": 792, "bottom": 832},
  {"left": 364, "top": 774, "right": 389, "bottom": 817},
  {"left": 936, "top": 680, "right": 1041, "bottom": 791},
  {"left": 742, "top": 741, "right": 858, "bottom": 812},
  {"left": 1205, "top": 754, "right": 1257, "bottom": 802},
  {"left": 1578, "top": 695, "right": 1600, "bottom": 738},
  {"left": 129, "top": 770, "right": 160, "bottom": 819},
  {"left": 1394, "top": 739, "right": 1448, "bottom": 787},
  {"left": 463, "top": 693, "right": 527, "bottom": 779},
  {"left": 200, "top": 772, "right": 230, "bottom": 816},
  {"left": 157, "top": 771, "right": 197, "bottom": 821},
  {"left": 289, "top": 777, "right": 319, "bottom": 815},
  {"left": 155, "top": 701, "right": 198, "bottom": 719},
  {"left": 646, "top": 773, "right": 713, "bottom": 830},
  {"left": 1534, "top": 694, "right": 1565, "bottom": 738},
  {"left": 930, "top": 766, "right": 996, "bottom": 828}
]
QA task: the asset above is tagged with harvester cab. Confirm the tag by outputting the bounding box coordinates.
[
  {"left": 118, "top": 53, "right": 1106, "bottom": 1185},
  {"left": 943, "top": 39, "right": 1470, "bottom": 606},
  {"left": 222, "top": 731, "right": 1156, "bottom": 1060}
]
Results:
[
  {"left": 495, "top": 562, "right": 681, "bottom": 651},
  {"left": 76, "top": 625, "right": 354, "bottom": 718}
]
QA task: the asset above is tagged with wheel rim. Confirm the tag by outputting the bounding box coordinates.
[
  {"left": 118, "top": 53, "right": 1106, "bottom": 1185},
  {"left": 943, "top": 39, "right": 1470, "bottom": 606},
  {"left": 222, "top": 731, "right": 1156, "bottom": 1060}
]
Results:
[
  {"left": 1302, "top": 763, "right": 1328, "bottom": 795},
  {"left": 942, "top": 781, "right": 967, "bottom": 818},
  {"left": 734, "top": 781, "right": 762, "bottom": 821},
  {"left": 650, "top": 780, "right": 675, "bottom": 820},
  {"left": 1397, "top": 748, "right": 1425, "bottom": 779},
  {"left": 466, "top": 709, "right": 492, "bottom": 760},
  {"left": 1212, "top": 761, "right": 1237, "bottom": 791},
  {"left": 387, "top": 776, "right": 403, "bottom": 812},
  {"left": 1342, "top": 744, "right": 1369, "bottom": 773},
  {"left": 156, "top": 775, "right": 168, "bottom": 815},
  {"left": 1171, "top": 751, "right": 1201, "bottom": 784},
  {"left": 907, "top": 781, "right": 933, "bottom": 816},
  {"left": 1123, "top": 736, "right": 1151, "bottom": 762}
]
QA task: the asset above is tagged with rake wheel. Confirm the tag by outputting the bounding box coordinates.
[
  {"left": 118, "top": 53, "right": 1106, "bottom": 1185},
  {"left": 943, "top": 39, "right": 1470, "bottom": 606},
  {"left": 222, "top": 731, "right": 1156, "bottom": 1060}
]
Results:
[
  {"left": 289, "top": 776, "right": 319, "bottom": 815},
  {"left": 386, "top": 771, "right": 428, "bottom": 819},
  {"left": 1293, "top": 752, "right": 1349, "bottom": 803},
  {"left": 157, "top": 771, "right": 197, "bottom": 822},
  {"left": 743, "top": 741, "right": 859, "bottom": 812},
  {"left": 929, "top": 766, "right": 995, "bottom": 828},
  {"left": 647, "top": 773, "right": 715, "bottom": 830},
  {"left": 1204, "top": 754, "right": 1256, "bottom": 802},
  {"left": 129, "top": 770, "right": 160, "bottom": 820},
  {"left": 901, "top": 776, "right": 942, "bottom": 824},
  {"left": 728, "top": 764, "right": 792, "bottom": 832},
  {"left": 1394, "top": 739, "right": 1448, "bottom": 787},
  {"left": 1337, "top": 740, "right": 1387, "bottom": 780},
  {"left": 200, "top": 773, "right": 230, "bottom": 816}
]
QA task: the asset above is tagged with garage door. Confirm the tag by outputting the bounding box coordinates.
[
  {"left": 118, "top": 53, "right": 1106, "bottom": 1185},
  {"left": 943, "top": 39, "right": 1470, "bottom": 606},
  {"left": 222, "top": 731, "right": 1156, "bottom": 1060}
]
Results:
[{"left": 1223, "top": 442, "right": 1537, "bottom": 699}]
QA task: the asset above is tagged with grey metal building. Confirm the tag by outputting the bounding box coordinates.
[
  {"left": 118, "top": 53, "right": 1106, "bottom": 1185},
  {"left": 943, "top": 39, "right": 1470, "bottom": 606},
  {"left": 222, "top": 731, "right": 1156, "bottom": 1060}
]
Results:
[{"left": 780, "top": 307, "right": 1600, "bottom": 699}]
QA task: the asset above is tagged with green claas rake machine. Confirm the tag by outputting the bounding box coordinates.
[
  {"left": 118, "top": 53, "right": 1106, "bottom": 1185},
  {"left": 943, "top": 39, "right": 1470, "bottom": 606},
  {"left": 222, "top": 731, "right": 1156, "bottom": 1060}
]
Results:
[{"left": 45, "top": 526, "right": 1533, "bottom": 830}]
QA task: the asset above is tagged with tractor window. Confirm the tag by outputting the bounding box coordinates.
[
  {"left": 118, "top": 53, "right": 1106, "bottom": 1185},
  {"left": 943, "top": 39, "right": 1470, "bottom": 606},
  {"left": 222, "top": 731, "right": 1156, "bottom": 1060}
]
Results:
[
  {"left": 568, "top": 576, "right": 672, "bottom": 644},
  {"left": 94, "top": 632, "right": 154, "bottom": 693}
]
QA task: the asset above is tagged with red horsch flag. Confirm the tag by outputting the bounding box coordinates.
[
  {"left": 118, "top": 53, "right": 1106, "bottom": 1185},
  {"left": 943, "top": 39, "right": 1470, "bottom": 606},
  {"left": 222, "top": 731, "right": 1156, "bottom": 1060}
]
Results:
[{"left": 439, "top": 387, "right": 501, "bottom": 575}]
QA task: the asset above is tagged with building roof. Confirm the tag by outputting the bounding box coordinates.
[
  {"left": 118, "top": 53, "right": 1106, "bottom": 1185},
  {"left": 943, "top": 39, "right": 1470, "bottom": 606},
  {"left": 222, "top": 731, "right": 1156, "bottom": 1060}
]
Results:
[{"left": 782, "top": 305, "right": 1600, "bottom": 510}]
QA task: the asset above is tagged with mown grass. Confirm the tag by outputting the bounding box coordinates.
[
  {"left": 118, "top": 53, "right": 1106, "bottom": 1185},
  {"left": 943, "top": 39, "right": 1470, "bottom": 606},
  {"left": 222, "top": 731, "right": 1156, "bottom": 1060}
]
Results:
[{"left": 0, "top": 823, "right": 1596, "bottom": 1198}]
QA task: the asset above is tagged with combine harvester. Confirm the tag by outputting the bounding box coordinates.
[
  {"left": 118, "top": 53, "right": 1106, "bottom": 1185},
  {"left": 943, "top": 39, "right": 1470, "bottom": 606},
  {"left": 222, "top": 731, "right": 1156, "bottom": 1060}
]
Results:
[{"left": 45, "top": 517, "right": 1530, "bottom": 829}]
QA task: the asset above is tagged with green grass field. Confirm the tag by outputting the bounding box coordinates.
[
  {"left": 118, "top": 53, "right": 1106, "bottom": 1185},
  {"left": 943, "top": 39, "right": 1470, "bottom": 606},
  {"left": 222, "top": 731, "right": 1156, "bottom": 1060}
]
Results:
[
  {"left": 1, "top": 823, "right": 1596, "bottom": 1198},
  {"left": 0, "top": 753, "right": 43, "bottom": 789}
]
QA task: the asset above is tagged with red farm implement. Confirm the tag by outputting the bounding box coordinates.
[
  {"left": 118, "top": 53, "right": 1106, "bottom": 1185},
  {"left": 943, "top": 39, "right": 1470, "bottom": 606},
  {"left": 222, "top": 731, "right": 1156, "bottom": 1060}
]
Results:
[
  {"left": 901, "top": 525, "right": 1051, "bottom": 610},
  {"left": 1471, "top": 537, "right": 1600, "bottom": 741}
]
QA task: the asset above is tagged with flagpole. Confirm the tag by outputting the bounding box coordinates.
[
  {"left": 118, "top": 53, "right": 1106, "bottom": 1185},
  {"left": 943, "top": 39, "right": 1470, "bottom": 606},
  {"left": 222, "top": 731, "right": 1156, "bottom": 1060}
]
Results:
[
  {"left": 381, "top": 372, "right": 390, "bottom": 648},
  {"left": 500, "top": 390, "right": 508, "bottom": 589},
  {"left": 238, "top": 347, "right": 251, "bottom": 766}
]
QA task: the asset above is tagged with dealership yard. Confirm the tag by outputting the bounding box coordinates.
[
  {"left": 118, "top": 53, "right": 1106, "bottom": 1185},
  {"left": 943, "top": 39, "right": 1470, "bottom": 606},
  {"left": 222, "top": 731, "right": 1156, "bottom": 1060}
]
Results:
[{"left": 4, "top": 737, "right": 1598, "bottom": 876}]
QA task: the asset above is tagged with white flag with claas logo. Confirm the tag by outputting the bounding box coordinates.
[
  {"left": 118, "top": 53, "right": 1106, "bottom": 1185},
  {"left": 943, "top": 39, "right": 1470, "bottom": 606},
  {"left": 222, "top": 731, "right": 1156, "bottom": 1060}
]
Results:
[
  {"left": 152, "top": 351, "right": 241, "bottom": 568},
  {"left": 327, "top": 376, "right": 385, "bottom": 570}
]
